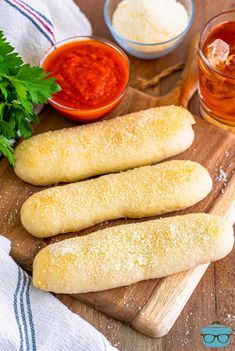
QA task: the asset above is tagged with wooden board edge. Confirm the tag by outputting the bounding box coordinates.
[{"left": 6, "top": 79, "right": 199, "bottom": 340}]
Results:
[{"left": 131, "top": 175, "right": 235, "bottom": 338}]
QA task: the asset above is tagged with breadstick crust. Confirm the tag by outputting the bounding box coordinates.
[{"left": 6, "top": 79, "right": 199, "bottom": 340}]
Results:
[
  {"left": 21, "top": 160, "right": 212, "bottom": 238},
  {"left": 32, "top": 213, "right": 234, "bottom": 294},
  {"left": 14, "top": 106, "right": 195, "bottom": 186}
]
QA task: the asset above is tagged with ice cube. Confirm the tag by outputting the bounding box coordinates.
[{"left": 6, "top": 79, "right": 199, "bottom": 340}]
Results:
[{"left": 205, "top": 39, "right": 230, "bottom": 68}]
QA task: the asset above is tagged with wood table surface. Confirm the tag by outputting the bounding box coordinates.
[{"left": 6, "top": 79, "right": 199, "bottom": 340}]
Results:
[{"left": 59, "top": 1, "right": 235, "bottom": 350}]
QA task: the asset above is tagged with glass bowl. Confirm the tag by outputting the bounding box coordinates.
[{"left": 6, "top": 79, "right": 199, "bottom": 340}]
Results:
[
  {"left": 104, "top": 0, "right": 195, "bottom": 59},
  {"left": 40, "top": 36, "right": 130, "bottom": 122}
]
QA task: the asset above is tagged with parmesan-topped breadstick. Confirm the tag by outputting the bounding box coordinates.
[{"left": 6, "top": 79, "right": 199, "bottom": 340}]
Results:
[
  {"left": 32, "top": 213, "right": 234, "bottom": 294},
  {"left": 14, "top": 105, "right": 195, "bottom": 185},
  {"left": 21, "top": 160, "right": 212, "bottom": 238}
]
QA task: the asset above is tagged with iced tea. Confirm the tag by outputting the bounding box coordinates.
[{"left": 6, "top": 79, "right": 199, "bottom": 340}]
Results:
[{"left": 198, "top": 11, "right": 235, "bottom": 131}]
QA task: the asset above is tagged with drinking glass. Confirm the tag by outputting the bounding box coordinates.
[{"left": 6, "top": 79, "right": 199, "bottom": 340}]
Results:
[{"left": 198, "top": 11, "right": 235, "bottom": 132}]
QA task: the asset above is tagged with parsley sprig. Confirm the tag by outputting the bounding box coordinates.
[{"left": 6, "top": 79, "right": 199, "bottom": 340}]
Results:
[{"left": 0, "top": 32, "right": 60, "bottom": 165}]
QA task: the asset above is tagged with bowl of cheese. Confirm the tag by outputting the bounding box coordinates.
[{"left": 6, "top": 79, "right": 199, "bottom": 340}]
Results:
[{"left": 104, "top": 0, "right": 194, "bottom": 59}]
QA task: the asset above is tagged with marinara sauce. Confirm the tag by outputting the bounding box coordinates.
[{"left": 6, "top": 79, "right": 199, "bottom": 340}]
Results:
[{"left": 42, "top": 38, "right": 129, "bottom": 121}]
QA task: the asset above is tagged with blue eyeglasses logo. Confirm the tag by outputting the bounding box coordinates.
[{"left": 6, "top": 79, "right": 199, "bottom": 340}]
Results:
[{"left": 201, "top": 322, "right": 232, "bottom": 348}]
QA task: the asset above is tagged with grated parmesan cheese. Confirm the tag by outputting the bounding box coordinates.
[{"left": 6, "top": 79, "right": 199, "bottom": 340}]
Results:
[{"left": 112, "top": 0, "right": 189, "bottom": 44}]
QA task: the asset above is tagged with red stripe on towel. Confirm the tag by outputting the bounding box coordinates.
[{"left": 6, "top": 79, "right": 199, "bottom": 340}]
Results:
[{"left": 12, "top": 0, "right": 55, "bottom": 42}]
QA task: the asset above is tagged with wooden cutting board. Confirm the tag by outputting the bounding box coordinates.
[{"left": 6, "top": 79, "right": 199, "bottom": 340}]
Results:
[{"left": 0, "top": 36, "right": 234, "bottom": 338}]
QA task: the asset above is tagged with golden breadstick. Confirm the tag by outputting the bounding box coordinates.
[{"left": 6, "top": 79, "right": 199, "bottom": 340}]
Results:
[
  {"left": 21, "top": 160, "right": 212, "bottom": 238},
  {"left": 15, "top": 105, "right": 195, "bottom": 185},
  {"left": 33, "top": 213, "right": 234, "bottom": 294}
]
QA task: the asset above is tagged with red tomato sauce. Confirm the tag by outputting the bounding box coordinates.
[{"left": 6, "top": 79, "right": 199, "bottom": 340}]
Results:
[{"left": 42, "top": 40, "right": 129, "bottom": 110}]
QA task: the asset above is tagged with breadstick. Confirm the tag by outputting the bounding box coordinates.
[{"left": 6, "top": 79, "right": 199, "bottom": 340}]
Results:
[
  {"left": 21, "top": 160, "right": 212, "bottom": 238},
  {"left": 14, "top": 105, "right": 195, "bottom": 185},
  {"left": 32, "top": 213, "right": 234, "bottom": 294}
]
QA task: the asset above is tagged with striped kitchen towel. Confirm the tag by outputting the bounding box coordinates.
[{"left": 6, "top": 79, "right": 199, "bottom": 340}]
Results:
[
  {"left": 0, "top": 236, "right": 118, "bottom": 351},
  {"left": 0, "top": 0, "right": 92, "bottom": 65}
]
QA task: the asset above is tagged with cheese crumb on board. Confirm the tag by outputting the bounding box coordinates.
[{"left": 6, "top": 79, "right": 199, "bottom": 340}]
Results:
[{"left": 112, "top": 0, "right": 189, "bottom": 44}]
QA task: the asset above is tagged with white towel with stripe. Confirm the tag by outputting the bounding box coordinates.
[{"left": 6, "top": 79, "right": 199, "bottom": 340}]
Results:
[
  {"left": 0, "top": 0, "right": 92, "bottom": 65},
  {"left": 0, "top": 236, "right": 118, "bottom": 351}
]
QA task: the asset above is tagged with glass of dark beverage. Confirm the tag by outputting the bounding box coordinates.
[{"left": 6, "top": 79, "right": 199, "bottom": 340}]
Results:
[{"left": 198, "top": 11, "right": 235, "bottom": 132}]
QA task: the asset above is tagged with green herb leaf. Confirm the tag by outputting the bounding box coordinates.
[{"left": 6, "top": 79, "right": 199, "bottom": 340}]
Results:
[
  {"left": 16, "top": 64, "right": 61, "bottom": 104},
  {"left": 0, "top": 120, "right": 16, "bottom": 138},
  {"left": 0, "top": 31, "right": 61, "bottom": 165},
  {"left": 0, "top": 32, "right": 23, "bottom": 75},
  {"left": 0, "top": 78, "right": 9, "bottom": 99},
  {"left": 0, "top": 135, "right": 15, "bottom": 166}
]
